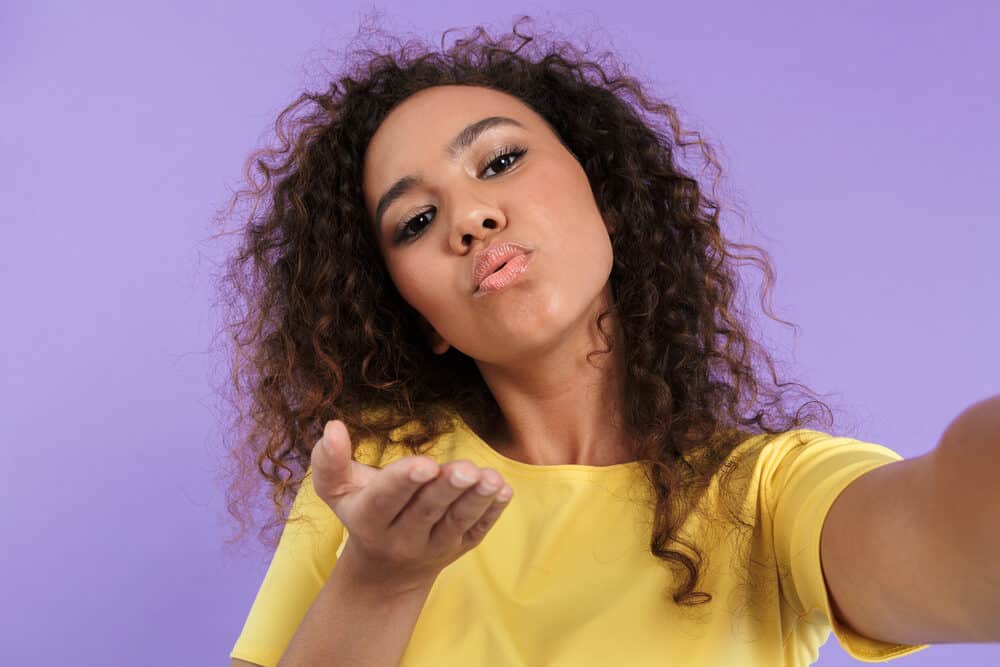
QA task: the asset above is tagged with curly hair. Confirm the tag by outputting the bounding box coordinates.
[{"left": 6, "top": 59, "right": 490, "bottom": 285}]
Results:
[{"left": 210, "top": 14, "right": 842, "bottom": 608}]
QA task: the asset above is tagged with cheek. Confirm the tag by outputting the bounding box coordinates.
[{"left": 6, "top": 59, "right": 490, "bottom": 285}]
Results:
[
  {"left": 391, "top": 258, "right": 448, "bottom": 312},
  {"left": 532, "top": 173, "right": 595, "bottom": 227}
]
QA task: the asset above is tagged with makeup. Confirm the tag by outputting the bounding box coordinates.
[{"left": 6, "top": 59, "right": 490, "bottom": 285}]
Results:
[{"left": 473, "top": 252, "right": 534, "bottom": 297}]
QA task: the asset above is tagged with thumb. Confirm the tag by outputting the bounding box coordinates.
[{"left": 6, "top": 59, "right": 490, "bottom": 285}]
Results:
[{"left": 312, "top": 419, "right": 359, "bottom": 497}]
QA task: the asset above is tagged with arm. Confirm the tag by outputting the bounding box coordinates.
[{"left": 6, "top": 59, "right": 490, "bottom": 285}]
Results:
[
  {"left": 820, "top": 393, "right": 1000, "bottom": 645},
  {"left": 920, "top": 393, "right": 1000, "bottom": 639},
  {"left": 276, "top": 543, "right": 437, "bottom": 667}
]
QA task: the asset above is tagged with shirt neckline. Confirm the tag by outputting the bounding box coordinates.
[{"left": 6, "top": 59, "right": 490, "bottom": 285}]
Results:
[{"left": 453, "top": 416, "right": 645, "bottom": 475}]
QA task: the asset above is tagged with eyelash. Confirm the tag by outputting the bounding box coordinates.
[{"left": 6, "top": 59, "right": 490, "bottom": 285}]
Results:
[{"left": 393, "top": 144, "right": 528, "bottom": 245}]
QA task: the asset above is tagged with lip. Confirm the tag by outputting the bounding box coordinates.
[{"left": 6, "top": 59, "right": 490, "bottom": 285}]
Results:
[
  {"left": 472, "top": 241, "right": 534, "bottom": 292},
  {"left": 473, "top": 251, "right": 534, "bottom": 297}
]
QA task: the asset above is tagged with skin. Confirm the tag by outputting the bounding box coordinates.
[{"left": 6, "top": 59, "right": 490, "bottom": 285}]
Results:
[{"left": 362, "top": 84, "right": 634, "bottom": 467}]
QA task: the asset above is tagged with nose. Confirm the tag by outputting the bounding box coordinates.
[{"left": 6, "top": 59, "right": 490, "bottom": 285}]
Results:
[{"left": 447, "top": 192, "right": 507, "bottom": 252}]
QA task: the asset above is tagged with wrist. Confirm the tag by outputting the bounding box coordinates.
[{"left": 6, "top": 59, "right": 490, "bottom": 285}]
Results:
[{"left": 338, "top": 539, "right": 440, "bottom": 598}]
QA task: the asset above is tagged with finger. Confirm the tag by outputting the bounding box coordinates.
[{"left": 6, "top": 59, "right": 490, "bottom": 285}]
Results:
[
  {"left": 461, "top": 482, "right": 513, "bottom": 546},
  {"left": 355, "top": 454, "right": 443, "bottom": 531},
  {"left": 311, "top": 420, "right": 358, "bottom": 498},
  {"left": 428, "top": 468, "right": 505, "bottom": 544},
  {"left": 390, "top": 460, "right": 483, "bottom": 535}
]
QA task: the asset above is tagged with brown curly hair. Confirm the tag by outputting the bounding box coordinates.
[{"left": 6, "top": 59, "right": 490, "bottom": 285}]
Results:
[{"left": 209, "top": 14, "right": 843, "bottom": 607}]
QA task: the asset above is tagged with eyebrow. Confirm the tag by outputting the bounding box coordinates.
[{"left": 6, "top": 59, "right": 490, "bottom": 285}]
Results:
[{"left": 372, "top": 115, "right": 526, "bottom": 241}]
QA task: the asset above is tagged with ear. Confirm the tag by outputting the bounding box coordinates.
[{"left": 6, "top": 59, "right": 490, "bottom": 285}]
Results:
[
  {"left": 428, "top": 331, "right": 450, "bottom": 355},
  {"left": 603, "top": 211, "right": 620, "bottom": 236},
  {"left": 419, "top": 317, "right": 451, "bottom": 355}
]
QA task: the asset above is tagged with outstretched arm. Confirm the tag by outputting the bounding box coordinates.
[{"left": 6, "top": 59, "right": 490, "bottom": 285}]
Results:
[{"left": 819, "top": 393, "right": 1000, "bottom": 645}]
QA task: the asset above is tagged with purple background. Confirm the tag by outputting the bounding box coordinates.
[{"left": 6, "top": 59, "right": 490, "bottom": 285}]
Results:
[{"left": 3, "top": 2, "right": 997, "bottom": 665}]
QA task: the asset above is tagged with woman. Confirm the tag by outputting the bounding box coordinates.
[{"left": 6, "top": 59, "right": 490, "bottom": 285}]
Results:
[{"left": 219, "top": 17, "right": 936, "bottom": 666}]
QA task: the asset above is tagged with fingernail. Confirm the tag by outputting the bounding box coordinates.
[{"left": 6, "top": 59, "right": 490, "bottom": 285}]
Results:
[
  {"left": 450, "top": 469, "right": 475, "bottom": 487},
  {"left": 409, "top": 466, "right": 436, "bottom": 482},
  {"left": 475, "top": 479, "right": 499, "bottom": 496},
  {"left": 496, "top": 486, "right": 513, "bottom": 502}
]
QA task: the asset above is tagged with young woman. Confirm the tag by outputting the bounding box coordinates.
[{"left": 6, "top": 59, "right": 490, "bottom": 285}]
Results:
[{"left": 216, "top": 16, "right": 969, "bottom": 667}]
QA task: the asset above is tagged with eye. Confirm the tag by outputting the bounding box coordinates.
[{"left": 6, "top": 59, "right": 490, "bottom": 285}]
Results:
[
  {"left": 396, "top": 208, "right": 434, "bottom": 243},
  {"left": 480, "top": 144, "right": 527, "bottom": 178},
  {"left": 392, "top": 144, "right": 527, "bottom": 245}
]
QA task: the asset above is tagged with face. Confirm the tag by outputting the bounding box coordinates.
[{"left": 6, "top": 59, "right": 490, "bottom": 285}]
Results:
[{"left": 362, "top": 84, "right": 616, "bottom": 365}]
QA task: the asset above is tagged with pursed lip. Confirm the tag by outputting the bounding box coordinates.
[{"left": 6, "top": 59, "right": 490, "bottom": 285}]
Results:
[{"left": 472, "top": 241, "right": 534, "bottom": 291}]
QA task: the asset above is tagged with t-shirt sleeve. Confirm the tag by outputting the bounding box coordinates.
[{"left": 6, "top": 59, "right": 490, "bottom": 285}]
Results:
[
  {"left": 229, "top": 467, "right": 347, "bottom": 667},
  {"left": 764, "top": 430, "right": 932, "bottom": 663}
]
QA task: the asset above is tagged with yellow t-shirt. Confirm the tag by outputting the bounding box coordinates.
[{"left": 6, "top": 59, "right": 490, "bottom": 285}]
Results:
[{"left": 230, "top": 421, "right": 932, "bottom": 666}]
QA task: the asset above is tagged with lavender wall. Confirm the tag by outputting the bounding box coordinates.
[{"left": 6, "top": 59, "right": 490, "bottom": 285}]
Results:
[{"left": 2, "top": 2, "right": 997, "bottom": 665}]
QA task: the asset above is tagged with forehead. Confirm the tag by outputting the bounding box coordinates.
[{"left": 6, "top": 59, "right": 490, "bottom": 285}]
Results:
[{"left": 362, "top": 86, "right": 541, "bottom": 202}]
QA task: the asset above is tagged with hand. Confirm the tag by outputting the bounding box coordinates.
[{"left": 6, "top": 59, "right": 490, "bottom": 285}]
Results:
[{"left": 310, "top": 419, "right": 514, "bottom": 592}]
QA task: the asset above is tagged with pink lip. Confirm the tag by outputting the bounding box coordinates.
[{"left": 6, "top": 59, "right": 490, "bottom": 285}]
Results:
[
  {"left": 473, "top": 252, "right": 534, "bottom": 298},
  {"left": 473, "top": 242, "right": 534, "bottom": 291}
]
